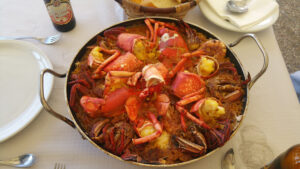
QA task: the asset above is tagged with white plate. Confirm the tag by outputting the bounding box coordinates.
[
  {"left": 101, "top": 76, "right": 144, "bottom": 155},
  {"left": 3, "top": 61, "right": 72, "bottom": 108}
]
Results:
[
  {"left": 0, "top": 40, "right": 53, "bottom": 142},
  {"left": 199, "top": 0, "right": 279, "bottom": 32}
]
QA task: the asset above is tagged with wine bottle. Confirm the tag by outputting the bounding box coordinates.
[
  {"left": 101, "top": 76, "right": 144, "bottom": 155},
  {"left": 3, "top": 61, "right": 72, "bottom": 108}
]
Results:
[
  {"left": 262, "top": 144, "right": 300, "bottom": 169},
  {"left": 43, "top": 0, "right": 76, "bottom": 32}
]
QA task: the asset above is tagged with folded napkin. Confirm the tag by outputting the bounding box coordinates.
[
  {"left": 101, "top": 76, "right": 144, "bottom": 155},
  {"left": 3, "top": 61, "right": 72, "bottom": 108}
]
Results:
[{"left": 205, "top": 0, "right": 279, "bottom": 30}]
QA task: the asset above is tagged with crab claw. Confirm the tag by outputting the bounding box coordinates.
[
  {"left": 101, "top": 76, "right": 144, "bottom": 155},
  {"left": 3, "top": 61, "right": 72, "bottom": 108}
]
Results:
[
  {"left": 117, "top": 33, "right": 146, "bottom": 52},
  {"left": 80, "top": 96, "right": 105, "bottom": 118},
  {"left": 104, "top": 52, "right": 143, "bottom": 72},
  {"left": 158, "top": 27, "right": 188, "bottom": 61},
  {"left": 101, "top": 87, "right": 133, "bottom": 115},
  {"left": 80, "top": 88, "right": 133, "bottom": 118},
  {"left": 125, "top": 96, "right": 141, "bottom": 122},
  {"left": 155, "top": 94, "right": 170, "bottom": 116}
]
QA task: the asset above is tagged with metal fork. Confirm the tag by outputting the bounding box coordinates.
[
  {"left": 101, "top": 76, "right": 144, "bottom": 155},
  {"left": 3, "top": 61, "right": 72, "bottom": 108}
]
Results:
[
  {"left": 54, "top": 163, "right": 66, "bottom": 169},
  {"left": 0, "top": 34, "right": 61, "bottom": 45}
]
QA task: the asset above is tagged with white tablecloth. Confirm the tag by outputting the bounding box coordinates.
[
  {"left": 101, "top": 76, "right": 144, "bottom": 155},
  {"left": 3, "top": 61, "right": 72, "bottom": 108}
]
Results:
[{"left": 0, "top": 1, "right": 299, "bottom": 169}]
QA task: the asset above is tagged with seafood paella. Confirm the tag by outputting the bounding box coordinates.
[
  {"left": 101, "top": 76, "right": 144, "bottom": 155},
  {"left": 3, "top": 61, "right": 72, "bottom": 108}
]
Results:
[{"left": 68, "top": 18, "right": 249, "bottom": 164}]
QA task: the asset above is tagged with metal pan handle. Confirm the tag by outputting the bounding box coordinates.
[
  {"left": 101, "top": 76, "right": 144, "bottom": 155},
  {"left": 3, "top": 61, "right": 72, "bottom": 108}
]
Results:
[
  {"left": 40, "top": 69, "right": 76, "bottom": 128},
  {"left": 229, "top": 33, "right": 269, "bottom": 89}
]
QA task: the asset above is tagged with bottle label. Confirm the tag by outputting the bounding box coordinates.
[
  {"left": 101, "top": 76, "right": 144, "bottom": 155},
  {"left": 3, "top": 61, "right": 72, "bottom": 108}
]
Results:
[{"left": 46, "top": 0, "right": 73, "bottom": 25}]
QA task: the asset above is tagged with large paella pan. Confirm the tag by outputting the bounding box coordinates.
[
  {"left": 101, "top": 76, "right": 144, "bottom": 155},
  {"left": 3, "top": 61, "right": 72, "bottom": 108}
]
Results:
[{"left": 40, "top": 17, "right": 268, "bottom": 167}]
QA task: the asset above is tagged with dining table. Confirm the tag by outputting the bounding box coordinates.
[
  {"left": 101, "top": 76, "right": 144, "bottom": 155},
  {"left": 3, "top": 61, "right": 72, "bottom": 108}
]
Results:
[{"left": 0, "top": 0, "right": 299, "bottom": 169}]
